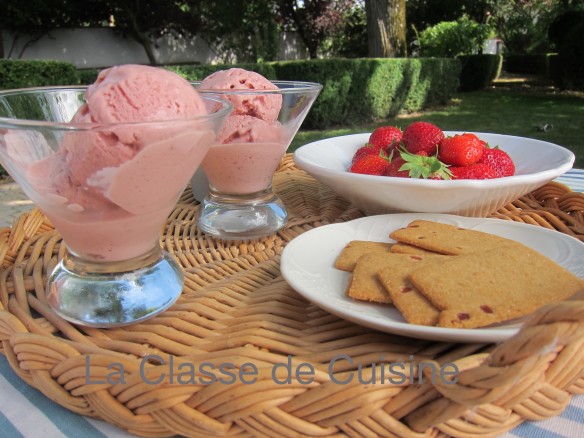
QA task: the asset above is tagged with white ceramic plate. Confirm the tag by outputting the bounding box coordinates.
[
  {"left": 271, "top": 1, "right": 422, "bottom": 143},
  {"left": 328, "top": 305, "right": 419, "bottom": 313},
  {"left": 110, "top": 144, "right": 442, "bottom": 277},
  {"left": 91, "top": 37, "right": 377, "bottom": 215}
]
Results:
[
  {"left": 293, "top": 132, "right": 575, "bottom": 217},
  {"left": 280, "top": 213, "right": 584, "bottom": 343}
]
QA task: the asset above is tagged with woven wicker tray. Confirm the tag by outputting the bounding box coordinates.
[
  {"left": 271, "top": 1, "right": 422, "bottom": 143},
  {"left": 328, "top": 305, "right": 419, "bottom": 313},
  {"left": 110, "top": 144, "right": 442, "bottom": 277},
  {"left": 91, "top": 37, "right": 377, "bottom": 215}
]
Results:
[{"left": 1, "top": 154, "right": 583, "bottom": 437}]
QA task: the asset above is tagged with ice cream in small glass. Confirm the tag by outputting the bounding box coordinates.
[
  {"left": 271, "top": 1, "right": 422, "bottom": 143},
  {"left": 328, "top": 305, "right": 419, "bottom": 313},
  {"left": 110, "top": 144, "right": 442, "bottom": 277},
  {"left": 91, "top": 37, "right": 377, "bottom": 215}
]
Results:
[
  {"left": 193, "top": 68, "right": 322, "bottom": 240},
  {"left": 0, "top": 65, "right": 232, "bottom": 327}
]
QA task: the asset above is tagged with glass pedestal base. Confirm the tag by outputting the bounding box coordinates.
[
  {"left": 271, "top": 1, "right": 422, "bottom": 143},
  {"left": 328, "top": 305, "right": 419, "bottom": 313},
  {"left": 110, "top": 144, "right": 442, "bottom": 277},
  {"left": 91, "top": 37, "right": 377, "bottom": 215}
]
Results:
[
  {"left": 197, "top": 188, "right": 287, "bottom": 240},
  {"left": 47, "top": 247, "right": 184, "bottom": 328}
]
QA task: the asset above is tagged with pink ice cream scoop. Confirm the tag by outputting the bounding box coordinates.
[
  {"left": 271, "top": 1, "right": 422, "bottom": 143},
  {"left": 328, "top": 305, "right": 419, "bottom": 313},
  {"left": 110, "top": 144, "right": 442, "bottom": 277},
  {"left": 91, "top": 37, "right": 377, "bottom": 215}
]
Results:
[
  {"left": 24, "top": 64, "right": 221, "bottom": 262},
  {"left": 218, "top": 115, "right": 282, "bottom": 144},
  {"left": 197, "top": 69, "right": 287, "bottom": 196},
  {"left": 81, "top": 64, "right": 207, "bottom": 124},
  {"left": 199, "top": 68, "right": 282, "bottom": 123},
  {"left": 63, "top": 65, "right": 208, "bottom": 185}
]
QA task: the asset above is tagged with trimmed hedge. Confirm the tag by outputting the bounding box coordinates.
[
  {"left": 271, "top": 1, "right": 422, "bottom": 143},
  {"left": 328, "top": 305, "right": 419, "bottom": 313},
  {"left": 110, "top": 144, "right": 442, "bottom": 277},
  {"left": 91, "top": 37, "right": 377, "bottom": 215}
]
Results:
[
  {"left": 271, "top": 58, "right": 460, "bottom": 128},
  {"left": 503, "top": 54, "right": 552, "bottom": 76},
  {"left": 548, "top": 54, "right": 584, "bottom": 91},
  {"left": 0, "top": 58, "right": 461, "bottom": 129},
  {"left": 167, "top": 63, "right": 278, "bottom": 81},
  {"left": 458, "top": 54, "right": 502, "bottom": 91},
  {"left": 167, "top": 59, "right": 460, "bottom": 129},
  {"left": 0, "top": 59, "right": 80, "bottom": 89}
]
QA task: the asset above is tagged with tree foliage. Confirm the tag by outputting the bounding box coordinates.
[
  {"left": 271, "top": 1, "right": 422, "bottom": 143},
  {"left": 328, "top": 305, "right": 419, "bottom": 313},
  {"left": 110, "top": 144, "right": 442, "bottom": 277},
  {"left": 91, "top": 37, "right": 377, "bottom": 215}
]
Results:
[
  {"left": 199, "top": 0, "right": 279, "bottom": 63},
  {"left": 329, "top": 1, "right": 368, "bottom": 58},
  {"left": 1, "top": 0, "right": 202, "bottom": 64},
  {"left": 418, "top": 16, "right": 493, "bottom": 58},
  {"left": 1, "top": 0, "right": 98, "bottom": 58},
  {"left": 278, "top": 0, "right": 354, "bottom": 58},
  {"left": 485, "top": 0, "right": 562, "bottom": 54}
]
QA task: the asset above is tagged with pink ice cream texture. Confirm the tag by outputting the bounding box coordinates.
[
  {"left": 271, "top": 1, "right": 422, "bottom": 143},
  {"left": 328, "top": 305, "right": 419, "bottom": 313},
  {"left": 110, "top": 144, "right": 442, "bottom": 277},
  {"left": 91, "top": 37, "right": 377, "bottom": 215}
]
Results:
[
  {"left": 27, "top": 64, "right": 215, "bottom": 261},
  {"left": 199, "top": 68, "right": 282, "bottom": 124},
  {"left": 199, "top": 68, "right": 287, "bottom": 195}
]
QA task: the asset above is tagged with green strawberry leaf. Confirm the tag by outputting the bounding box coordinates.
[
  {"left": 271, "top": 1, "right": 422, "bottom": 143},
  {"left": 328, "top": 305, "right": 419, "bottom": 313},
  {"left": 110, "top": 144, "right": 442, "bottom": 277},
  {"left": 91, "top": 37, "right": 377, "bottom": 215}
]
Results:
[{"left": 398, "top": 148, "right": 452, "bottom": 180}]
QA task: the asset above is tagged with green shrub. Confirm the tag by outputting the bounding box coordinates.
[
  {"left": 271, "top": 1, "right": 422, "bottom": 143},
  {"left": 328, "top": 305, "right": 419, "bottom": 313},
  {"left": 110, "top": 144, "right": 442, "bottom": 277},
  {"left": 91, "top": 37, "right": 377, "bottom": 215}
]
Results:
[
  {"left": 503, "top": 54, "right": 551, "bottom": 76},
  {"left": 458, "top": 54, "right": 502, "bottom": 91},
  {"left": 0, "top": 59, "right": 80, "bottom": 89},
  {"left": 272, "top": 58, "right": 460, "bottom": 129},
  {"left": 548, "top": 10, "right": 584, "bottom": 90},
  {"left": 548, "top": 54, "right": 584, "bottom": 90},
  {"left": 78, "top": 68, "right": 100, "bottom": 85},
  {"left": 167, "top": 63, "right": 278, "bottom": 81},
  {"left": 418, "top": 16, "right": 493, "bottom": 58},
  {"left": 0, "top": 59, "right": 460, "bottom": 128}
]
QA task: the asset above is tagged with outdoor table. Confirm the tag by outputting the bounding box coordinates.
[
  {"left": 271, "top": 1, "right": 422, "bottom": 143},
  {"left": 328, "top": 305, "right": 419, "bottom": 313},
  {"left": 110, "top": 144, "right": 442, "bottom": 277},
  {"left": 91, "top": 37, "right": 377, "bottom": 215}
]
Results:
[{"left": 0, "top": 158, "right": 583, "bottom": 438}]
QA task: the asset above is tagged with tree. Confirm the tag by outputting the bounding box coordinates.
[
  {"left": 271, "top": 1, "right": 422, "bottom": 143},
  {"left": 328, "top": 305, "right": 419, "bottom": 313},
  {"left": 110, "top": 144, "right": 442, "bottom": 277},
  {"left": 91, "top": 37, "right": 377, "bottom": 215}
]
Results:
[
  {"left": 278, "top": 0, "right": 354, "bottom": 59},
  {"left": 418, "top": 16, "right": 493, "bottom": 57},
  {"left": 1, "top": 0, "right": 92, "bottom": 58},
  {"left": 406, "top": 0, "right": 489, "bottom": 31},
  {"left": 0, "top": 0, "right": 202, "bottom": 65},
  {"left": 200, "top": 0, "right": 280, "bottom": 63},
  {"left": 485, "top": 0, "right": 559, "bottom": 54},
  {"left": 365, "top": 0, "right": 407, "bottom": 57},
  {"left": 92, "top": 0, "right": 203, "bottom": 65},
  {"left": 329, "top": 0, "right": 368, "bottom": 58}
]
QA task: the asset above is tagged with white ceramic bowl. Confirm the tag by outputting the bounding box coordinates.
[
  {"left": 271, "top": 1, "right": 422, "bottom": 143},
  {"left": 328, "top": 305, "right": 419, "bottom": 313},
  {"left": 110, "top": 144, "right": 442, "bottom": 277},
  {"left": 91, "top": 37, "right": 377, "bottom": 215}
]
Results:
[{"left": 293, "top": 132, "right": 575, "bottom": 217}]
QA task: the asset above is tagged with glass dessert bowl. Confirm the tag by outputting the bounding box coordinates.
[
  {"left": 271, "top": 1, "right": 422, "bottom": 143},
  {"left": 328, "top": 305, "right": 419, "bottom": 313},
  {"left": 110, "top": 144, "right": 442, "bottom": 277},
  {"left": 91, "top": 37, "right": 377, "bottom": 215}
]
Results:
[
  {"left": 193, "top": 70, "right": 321, "bottom": 240},
  {"left": 0, "top": 84, "right": 232, "bottom": 328}
]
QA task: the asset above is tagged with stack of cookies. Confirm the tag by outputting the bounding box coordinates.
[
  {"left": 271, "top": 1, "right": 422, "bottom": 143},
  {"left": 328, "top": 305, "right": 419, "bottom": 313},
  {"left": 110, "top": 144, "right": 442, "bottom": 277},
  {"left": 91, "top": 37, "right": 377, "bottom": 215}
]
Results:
[{"left": 335, "top": 220, "right": 584, "bottom": 329}]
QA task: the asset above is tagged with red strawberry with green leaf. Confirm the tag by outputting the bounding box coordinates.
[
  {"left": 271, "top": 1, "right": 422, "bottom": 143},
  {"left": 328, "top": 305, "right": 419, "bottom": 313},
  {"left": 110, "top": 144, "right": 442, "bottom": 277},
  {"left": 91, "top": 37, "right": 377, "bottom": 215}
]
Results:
[
  {"left": 438, "top": 133, "right": 485, "bottom": 167},
  {"left": 478, "top": 147, "right": 515, "bottom": 177},
  {"left": 402, "top": 122, "right": 444, "bottom": 156},
  {"left": 384, "top": 155, "right": 410, "bottom": 178},
  {"left": 349, "top": 153, "right": 390, "bottom": 175},
  {"left": 368, "top": 126, "right": 403, "bottom": 154},
  {"left": 450, "top": 163, "right": 497, "bottom": 180},
  {"left": 386, "top": 149, "right": 452, "bottom": 180}
]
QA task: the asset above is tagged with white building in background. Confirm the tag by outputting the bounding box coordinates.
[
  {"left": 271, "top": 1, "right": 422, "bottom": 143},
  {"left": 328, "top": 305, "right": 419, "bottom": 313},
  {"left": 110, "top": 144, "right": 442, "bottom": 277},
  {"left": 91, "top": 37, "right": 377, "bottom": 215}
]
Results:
[
  {"left": 2, "top": 28, "right": 308, "bottom": 68},
  {"left": 484, "top": 38, "right": 503, "bottom": 55}
]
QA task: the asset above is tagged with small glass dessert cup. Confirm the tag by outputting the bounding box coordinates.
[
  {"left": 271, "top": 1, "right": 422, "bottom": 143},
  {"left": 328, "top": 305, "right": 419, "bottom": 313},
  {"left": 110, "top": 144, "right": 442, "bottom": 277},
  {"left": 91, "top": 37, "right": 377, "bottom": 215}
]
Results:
[
  {"left": 194, "top": 81, "right": 321, "bottom": 240},
  {"left": 0, "top": 87, "right": 231, "bottom": 327}
]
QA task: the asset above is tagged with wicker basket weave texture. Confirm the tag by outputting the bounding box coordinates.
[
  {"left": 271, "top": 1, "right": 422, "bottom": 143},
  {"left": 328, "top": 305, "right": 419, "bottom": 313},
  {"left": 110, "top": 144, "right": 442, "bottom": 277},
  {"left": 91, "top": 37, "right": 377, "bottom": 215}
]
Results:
[{"left": 0, "top": 155, "right": 583, "bottom": 438}]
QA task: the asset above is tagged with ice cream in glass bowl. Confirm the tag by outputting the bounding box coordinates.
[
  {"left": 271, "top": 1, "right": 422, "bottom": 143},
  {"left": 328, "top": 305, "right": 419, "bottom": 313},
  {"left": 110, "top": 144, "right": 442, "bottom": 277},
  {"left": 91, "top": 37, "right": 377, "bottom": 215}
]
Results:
[
  {"left": 192, "top": 68, "right": 322, "bottom": 240},
  {"left": 0, "top": 65, "right": 232, "bottom": 327}
]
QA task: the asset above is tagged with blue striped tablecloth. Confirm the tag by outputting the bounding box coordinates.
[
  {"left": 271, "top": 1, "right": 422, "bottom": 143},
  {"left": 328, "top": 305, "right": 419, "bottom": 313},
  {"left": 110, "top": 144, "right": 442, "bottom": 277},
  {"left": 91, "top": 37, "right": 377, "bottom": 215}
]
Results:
[{"left": 1, "top": 169, "right": 583, "bottom": 438}]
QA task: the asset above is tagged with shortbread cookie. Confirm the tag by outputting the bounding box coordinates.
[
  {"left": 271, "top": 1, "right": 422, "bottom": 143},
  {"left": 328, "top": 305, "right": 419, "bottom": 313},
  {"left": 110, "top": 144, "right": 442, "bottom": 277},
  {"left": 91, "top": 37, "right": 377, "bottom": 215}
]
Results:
[
  {"left": 378, "top": 254, "right": 448, "bottom": 326},
  {"left": 389, "top": 242, "right": 438, "bottom": 255},
  {"left": 335, "top": 240, "right": 393, "bottom": 272},
  {"left": 409, "top": 246, "right": 584, "bottom": 329},
  {"left": 390, "top": 220, "right": 516, "bottom": 255},
  {"left": 346, "top": 253, "right": 393, "bottom": 303}
]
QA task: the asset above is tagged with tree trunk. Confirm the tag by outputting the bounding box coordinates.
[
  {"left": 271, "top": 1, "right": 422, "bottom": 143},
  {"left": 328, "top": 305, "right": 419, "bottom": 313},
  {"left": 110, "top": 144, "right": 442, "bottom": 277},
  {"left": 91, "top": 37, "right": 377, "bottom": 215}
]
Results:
[
  {"left": 120, "top": 2, "right": 157, "bottom": 65},
  {"left": 366, "top": 0, "right": 407, "bottom": 58},
  {"left": 133, "top": 31, "right": 157, "bottom": 65}
]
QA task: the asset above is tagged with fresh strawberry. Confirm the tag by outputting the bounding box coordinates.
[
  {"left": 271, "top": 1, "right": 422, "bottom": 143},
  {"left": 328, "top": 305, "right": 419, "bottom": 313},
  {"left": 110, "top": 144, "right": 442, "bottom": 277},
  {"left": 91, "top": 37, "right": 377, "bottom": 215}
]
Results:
[
  {"left": 438, "top": 133, "right": 485, "bottom": 167},
  {"left": 402, "top": 122, "right": 444, "bottom": 156},
  {"left": 351, "top": 144, "right": 379, "bottom": 163},
  {"left": 349, "top": 154, "right": 390, "bottom": 175},
  {"left": 368, "top": 126, "right": 403, "bottom": 153},
  {"left": 478, "top": 147, "right": 515, "bottom": 177},
  {"left": 385, "top": 149, "right": 452, "bottom": 180},
  {"left": 450, "top": 163, "right": 497, "bottom": 180},
  {"left": 384, "top": 155, "right": 410, "bottom": 178}
]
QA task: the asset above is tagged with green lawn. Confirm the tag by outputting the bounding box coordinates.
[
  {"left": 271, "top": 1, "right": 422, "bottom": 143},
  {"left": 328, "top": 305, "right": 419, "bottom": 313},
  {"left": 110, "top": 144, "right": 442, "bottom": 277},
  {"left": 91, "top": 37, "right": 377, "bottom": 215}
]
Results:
[{"left": 291, "top": 88, "right": 584, "bottom": 169}]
